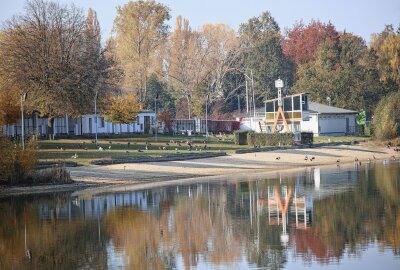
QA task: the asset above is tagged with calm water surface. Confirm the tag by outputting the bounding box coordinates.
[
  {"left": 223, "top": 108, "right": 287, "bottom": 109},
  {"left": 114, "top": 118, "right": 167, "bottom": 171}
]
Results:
[{"left": 1, "top": 162, "right": 400, "bottom": 269}]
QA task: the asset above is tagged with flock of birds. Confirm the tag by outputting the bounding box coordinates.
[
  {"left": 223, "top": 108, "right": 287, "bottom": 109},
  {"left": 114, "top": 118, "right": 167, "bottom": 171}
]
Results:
[
  {"left": 54, "top": 139, "right": 400, "bottom": 163},
  {"left": 55, "top": 139, "right": 214, "bottom": 158}
]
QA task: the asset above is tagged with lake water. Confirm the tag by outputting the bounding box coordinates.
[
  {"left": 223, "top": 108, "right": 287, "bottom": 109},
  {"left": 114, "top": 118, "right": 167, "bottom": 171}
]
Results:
[{"left": 1, "top": 161, "right": 400, "bottom": 269}]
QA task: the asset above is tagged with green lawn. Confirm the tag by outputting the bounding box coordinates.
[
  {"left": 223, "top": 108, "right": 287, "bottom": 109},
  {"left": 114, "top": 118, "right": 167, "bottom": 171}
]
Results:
[
  {"left": 37, "top": 134, "right": 370, "bottom": 166},
  {"left": 37, "top": 134, "right": 251, "bottom": 165},
  {"left": 313, "top": 136, "right": 369, "bottom": 144}
]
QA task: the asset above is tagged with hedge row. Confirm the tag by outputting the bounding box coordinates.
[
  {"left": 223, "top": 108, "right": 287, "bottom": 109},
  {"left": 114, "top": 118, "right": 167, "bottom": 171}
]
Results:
[
  {"left": 247, "top": 132, "right": 294, "bottom": 146},
  {"left": 233, "top": 130, "right": 249, "bottom": 145}
]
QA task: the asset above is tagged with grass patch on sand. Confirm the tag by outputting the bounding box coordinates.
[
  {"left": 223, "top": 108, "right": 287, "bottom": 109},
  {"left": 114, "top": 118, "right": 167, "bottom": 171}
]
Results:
[{"left": 37, "top": 134, "right": 370, "bottom": 165}]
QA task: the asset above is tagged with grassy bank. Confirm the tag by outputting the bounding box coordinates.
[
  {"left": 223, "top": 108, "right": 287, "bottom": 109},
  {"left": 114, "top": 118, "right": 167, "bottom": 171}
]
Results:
[{"left": 37, "top": 134, "right": 369, "bottom": 166}]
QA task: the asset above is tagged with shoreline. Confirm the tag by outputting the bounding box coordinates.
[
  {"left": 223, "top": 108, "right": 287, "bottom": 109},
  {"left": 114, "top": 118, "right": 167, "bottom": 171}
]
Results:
[{"left": 0, "top": 143, "right": 398, "bottom": 197}]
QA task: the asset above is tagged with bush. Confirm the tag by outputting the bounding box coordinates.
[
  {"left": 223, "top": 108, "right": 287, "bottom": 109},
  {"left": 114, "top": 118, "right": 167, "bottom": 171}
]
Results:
[
  {"left": 390, "top": 137, "right": 400, "bottom": 147},
  {"left": 373, "top": 91, "right": 400, "bottom": 139},
  {"left": 234, "top": 130, "right": 249, "bottom": 145},
  {"left": 0, "top": 136, "right": 37, "bottom": 184},
  {"left": 24, "top": 167, "right": 72, "bottom": 185},
  {"left": 301, "top": 132, "right": 313, "bottom": 145},
  {"left": 247, "top": 132, "right": 294, "bottom": 146},
  {"left": 0, "top": 136, "right": 64, "bottom": 185}
]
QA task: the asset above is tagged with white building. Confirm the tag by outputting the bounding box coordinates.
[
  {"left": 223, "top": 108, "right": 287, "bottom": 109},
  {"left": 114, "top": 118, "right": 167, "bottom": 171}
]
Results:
[
  {"left": 240, "top": 93, "right": 357, "bottom": 137},
  {"left": 301, "top": 102, "right": 357, "bottom": 136},
  {"left": 2, "top": 111, "right": 156, "bottom": 138}
]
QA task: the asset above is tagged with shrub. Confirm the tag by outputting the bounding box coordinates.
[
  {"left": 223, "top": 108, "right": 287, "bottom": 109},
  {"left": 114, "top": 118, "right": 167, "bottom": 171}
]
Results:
[
  {"left": 247, "top": 132, "right": 294, "bottom": 146},
  {"left": 301, "top": 132, "right": 313, "bottom": 145},
  {"left": 390, "top": 137, "right": 400, "bottom": 147},
  {"left": 0, "top": 136, "right": 70, "bottom": 185},
  {"left": 24, "top": 167, "right": 72, "bottom": 185},
  {"left": 373, "top": 91, "right": 400, "bottom": 140},
  {"left": 234, "top": 130, "right": 249, "bottom": 145}
]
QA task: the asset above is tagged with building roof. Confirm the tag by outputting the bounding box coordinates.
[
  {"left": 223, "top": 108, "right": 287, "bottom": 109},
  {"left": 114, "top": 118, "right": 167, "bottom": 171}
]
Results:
[{"left": 308, "top": 102, "right": 356, "bottom": 114}]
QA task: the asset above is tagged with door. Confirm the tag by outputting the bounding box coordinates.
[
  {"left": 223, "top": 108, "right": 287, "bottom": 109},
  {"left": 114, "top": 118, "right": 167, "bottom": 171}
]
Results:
[
  {"left": 346, "top": 118, "right": 350, "bottom": 134},
  {"left": 144, "top": 116, "right": 150, "bottom": 134},
  {"left": 89, "top": 118, "right": 92, "bottom": 134}
]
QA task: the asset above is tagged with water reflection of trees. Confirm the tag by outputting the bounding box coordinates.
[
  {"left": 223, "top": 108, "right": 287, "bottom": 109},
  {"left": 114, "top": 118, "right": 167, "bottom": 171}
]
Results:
[
  {"left": 0, "top": 193, "right": 108, "bottom": 270},
  {"left": 312, "top": 163, "right": 400, "bottom": 257},
  {"left": 0, "top": 163, "right": 399, "bottom": 269}
]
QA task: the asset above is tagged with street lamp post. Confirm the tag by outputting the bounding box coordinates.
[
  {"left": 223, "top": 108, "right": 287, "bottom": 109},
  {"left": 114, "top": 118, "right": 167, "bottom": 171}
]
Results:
[
  {"left": 205, "top": 94, "right": 209, "bottom": 137},
  {"left": 20, "top": 93, "right": 27, "bottom": 150},
  {"left": 94, "top": 90, "right": 98, "bottom": 144},
  {"left": 154, "top": 94, "right": 158, "bottom": 142}
]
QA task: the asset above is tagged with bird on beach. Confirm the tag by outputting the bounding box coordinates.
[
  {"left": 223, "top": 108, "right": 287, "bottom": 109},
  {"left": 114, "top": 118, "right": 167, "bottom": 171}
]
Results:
[
  {"left": 355, "top": 157, "right": 359, "bottom": 162},
  {"left": 145, "top": 145, "right": 148, "bottom": 150},
  {"left": 275, "top": 157, "right": 280, "bottom": 160},
  {"left": 138, "top": 149, "right": 143, "bottom": 152},
  {"left": 336, "top": 159, "right": 340, "bottom": 163},
  {"left": 71, "top": 153, "right": 78, "bottom": 159},
  {"left": 98, "top": 146, "right": 104, "bottom": 151},
  {"left": 304, "top": 155, "right": 308, "bottom": 161},
  {"left": 310, "top": 156, "right": 315, "bottom": 161},
  {"left": 108, "top": 145, "right": 112, "bottom": 149}
]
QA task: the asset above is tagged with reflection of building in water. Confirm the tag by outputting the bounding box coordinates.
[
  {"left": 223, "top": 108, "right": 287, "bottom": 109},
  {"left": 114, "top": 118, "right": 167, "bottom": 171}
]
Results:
[
  {"left": 256, "top": 166, "right": 359, "bottom": 246},
  {"left": 257, "top": 185, "right": 312, "bottom": 247},
  {"left": 38, "top": 190, "right": 162, "bottom": 220}
]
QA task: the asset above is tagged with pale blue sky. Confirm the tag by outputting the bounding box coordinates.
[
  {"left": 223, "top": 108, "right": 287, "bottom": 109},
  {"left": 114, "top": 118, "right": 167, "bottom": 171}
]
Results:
[{"left": 1, "top": 0, "right": 399, "bottom": 44}]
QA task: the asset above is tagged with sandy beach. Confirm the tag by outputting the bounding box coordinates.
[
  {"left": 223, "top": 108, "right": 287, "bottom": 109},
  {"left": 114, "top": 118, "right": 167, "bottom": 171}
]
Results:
[{"left": 1, "top": 143, "right": 398, "bottom": 197}]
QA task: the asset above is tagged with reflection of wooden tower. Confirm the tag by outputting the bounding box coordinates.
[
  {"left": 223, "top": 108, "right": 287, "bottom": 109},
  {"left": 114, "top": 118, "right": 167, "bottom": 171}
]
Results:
[{"left": 272, "top": 79, "right": 289, "bottom": 133}]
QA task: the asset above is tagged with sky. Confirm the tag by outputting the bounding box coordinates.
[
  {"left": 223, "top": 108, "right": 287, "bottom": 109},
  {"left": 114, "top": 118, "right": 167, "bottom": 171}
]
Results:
[{"left": 1, "top": 0, "right": 399, "bottom": 44}]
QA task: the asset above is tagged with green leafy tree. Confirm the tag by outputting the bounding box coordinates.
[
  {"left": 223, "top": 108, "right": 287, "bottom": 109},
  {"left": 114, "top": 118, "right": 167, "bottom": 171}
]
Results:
[
  {"left": 239, "top": 11, "right": 294, "bottom": 103},
  {"left": 294, "top": 32, "right": 379, "bottom": 114},
  {"left": 144, "top": 74, "right": 175, "bottom": 116}
]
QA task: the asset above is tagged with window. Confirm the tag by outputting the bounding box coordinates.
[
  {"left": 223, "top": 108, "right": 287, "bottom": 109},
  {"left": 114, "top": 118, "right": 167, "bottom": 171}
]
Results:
[
  {"left": 283, "top": 97, "right": 292, "bottom": 111},
  {"left": 293, "top": 95, "right": 301, "bottom": 110},
  {"left": 302, "top": 95, "right": 308, "bottom": 111},
  {"left": 266, "top": 101, "right": 274, "bottom": 112},
  {"left": 98, "top": 117, "right": 105, "bottom": 128}
]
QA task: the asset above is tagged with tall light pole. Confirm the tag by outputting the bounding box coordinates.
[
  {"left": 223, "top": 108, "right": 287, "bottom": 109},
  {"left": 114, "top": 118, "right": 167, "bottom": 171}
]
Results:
[
  {"left": 20, "top": 93, "right": 27, "bottom": 150},
  {"left": 94, "top": 90, "right": 98, "bottom": 144},
  {"left": 154, "top": 93, "right": 158, "bottom": 142},
  {"left": 251, "top": 69, "right": 256, "bottom": 118},
  {"left": 205, "top": 93, "right": 209, "bottom": 137}
]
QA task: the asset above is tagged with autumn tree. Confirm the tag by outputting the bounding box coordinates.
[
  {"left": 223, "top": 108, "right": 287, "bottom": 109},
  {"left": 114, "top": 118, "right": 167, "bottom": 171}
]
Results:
[
  {"left": 102, "top": 94, "right": 141, "bottom": 125},
  {"left": 168, "top": 16, "right": 207, "bottom": 118},
  {"left": 195, "top": 24, "right": 242, "bottom": 116},
  {"left": 282, "top": 20, "right": 339, "bottom": 65},
  {"left": 113, "top": 0, "right": 170, "bottom": 104},
  {"left": 373, "top": 91, "right": 400, "bottom": 139},
  {"left": 370, "top": 25, "right": 400, "bottom": 93},
  {"left": 0, "top": 0, "right": 105, "bottom": 135}
]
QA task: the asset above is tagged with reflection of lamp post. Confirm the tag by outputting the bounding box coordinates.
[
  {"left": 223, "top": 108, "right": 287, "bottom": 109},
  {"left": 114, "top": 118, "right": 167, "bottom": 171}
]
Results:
[{"left": 20, "top": 93, "right": 27, "bottom": 150}]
